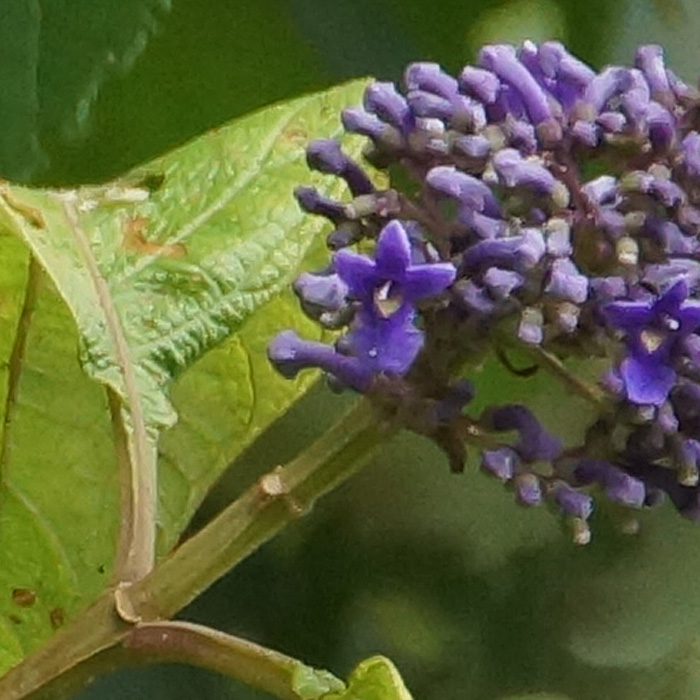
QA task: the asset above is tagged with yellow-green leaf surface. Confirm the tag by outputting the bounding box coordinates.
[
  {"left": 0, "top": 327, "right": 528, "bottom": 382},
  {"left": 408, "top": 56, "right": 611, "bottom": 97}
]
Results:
[
  {"left": 327, "top": 656, "right": 415, "bottom": 700},
  {"left": 0, "top": 79, "right": 367, "bottom": 671},
  {"left": 291, "top": 663, "right": 345, "bottom": 699},
  {"left": 0, "top": 234, "right": 119, "bottom": 671}
]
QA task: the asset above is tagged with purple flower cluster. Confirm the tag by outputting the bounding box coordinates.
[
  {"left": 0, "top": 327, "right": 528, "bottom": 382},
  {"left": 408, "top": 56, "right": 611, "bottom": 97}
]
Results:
[
  {"left": 269, "top": 41, "right": 700, "bottom": 541},
  {"left": 270, "top": 219, "right": 455, "bottom": 392}
]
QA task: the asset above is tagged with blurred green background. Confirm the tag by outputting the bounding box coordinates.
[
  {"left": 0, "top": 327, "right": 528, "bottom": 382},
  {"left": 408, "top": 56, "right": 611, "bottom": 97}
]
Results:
[{"left": 10, "top": 0, "right": 700, "bottom": 698}]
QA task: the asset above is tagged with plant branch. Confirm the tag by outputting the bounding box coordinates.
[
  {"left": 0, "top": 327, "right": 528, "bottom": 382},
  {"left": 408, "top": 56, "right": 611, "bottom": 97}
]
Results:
[
  {"left": 0, "top": 593, "right": 128, "bottom": 700},
  {"left": 523, "top": 344, "right": 608, "bottom": 410},
  {"left": 493, "top": 328, "right": 608, "bottom": 411},
  {"left": 124, "top": 621, "right": 310, "bottom": 700},
  {"left": 62, "top": 198, "right": 157, "bottom": 583},
  {"left": 0, "top": 398, "right": 393, "bottom": 700},
  {"left": 125, "top": 398, "right": 391, "bottom": 620}
]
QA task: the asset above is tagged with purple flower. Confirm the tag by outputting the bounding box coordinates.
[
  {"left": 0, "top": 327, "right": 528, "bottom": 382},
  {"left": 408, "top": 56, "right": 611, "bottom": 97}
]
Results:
[
  {"left": 545, "top": 258, "right": 589, "bottom": 304},
  {"left": 583, "top": 67, "right": 632, "bottom": 113},
  {"left": 682, "top": 132, "right": 700, "bottom": 178},
  {"left": 294, "top": 186, "right": 346, "bottom": 222},
  {"left": 459, "top": 66, "right": 501, "bottom": 104},
  {"left": 635, "top": 44, "right": 674, "bottom": 104},
  {"left": 483, "top": 267, "right": 524, "bottom": 299},
  {"left": 344, "top": 306, "right": 425, "bottom": 377},
  {"left": 461, "top": 230, "right": 545, "bottom": 274},
  {"left": 515, "top": 473, "right": 543, "bottom": 506},
  {"left": 478, "top": 44, "right": 553, "bottom": 124},
  {"left": 268, "top": 330, "right": 373, "bottom": 392},
  {"left": 518, "top": 307, "right": 544, "bottom": 345},
  {"left": 363, "top": 82, "right": 414, "bottom": 133},
  {"left": 294, "top": 272, "right": 348, "bottom": 314},
  {"left": 481, "top": 447, "right": 519, "bottom": 481},
  {"left": 405, "top": 62, "right": 459, "bottom": 98},
  {"left": 488, "top": 404, "right": 562, "bottom": 462},
  {"left": 605, "top": 281, "right": 700, "bottom": 404},
  {"left": 278, "top": 41, "right": 700, "bottom": 536},
  {"left": 426, "top": 166, "right": 501, "bottom": 218},
  {"left": 341, "top": 107, "right": 395, "bottom": 144},
  {"left": 270, "top": 220, "right": 456, "bottom": 391},
  {"left": 306, "top": 139, "right": 375, "bottom": 196},
  {"left": 575, "top": 459, "right": 646, "bottom": 507},
  {"left": 552, "top": 482, "right": 594, "bottom": 520},
  {"left": 268, "top": 307, "right": 426, "bottom": 392},
  {"left": 492, "top": 148, "right": 557, "bottom": 196},
  {"left": 333, "top": 220, "right": 456, "bottom": 318}
]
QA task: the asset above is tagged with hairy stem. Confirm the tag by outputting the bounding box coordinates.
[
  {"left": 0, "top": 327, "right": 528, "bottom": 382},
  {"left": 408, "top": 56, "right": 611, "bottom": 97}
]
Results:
[{"left": 0, "top": 398, "right": 392, "bottom": 700}]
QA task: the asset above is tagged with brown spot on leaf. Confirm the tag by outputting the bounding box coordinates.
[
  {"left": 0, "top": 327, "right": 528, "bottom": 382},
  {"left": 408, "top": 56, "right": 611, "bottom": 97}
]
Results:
[
  {"left": 122, "top": 216, "right": 186, "bottom": 259},
  {"left": 12, "top": 588, "right": 36, "bottom": 607},
  {"left": 282, "top": 127, "right": 307, "bottom": 145},
  {"left": 0, "top": 188, "right": 46, "bottom": 228},
  {"left": 49, "top": 607, "right": 65, "bottom": 629},
  {"left": 9, "top": 614, "right": 21, "bottom": 624}
]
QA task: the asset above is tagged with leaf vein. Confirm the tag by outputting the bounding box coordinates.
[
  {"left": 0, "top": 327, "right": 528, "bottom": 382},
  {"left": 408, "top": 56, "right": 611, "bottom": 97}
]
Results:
[
  {"left": 0, "top": 257, "right": 39, "bottom": 488},
  {"left": 4, "top": 483, "right": 79, "bottom": 590},
  {"left": 61, "top": 199, "right": 155, "bottom": 583},
  {"left": 236, "top": 334, "right": 257, "bottom": 433},
  {"left": 115, "top": 93, "right": 317, "bottom": 284}
]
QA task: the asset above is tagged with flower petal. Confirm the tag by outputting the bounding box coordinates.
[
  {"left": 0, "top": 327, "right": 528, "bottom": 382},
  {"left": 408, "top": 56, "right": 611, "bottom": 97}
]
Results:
[
  {"left": 333, "top": 249, "right": 377, "bottom": 300},
  {"left": 679, "top": 301, "right": 700, "bottom": 332},
  {"left": 620, "top": 354, "right": 676, "bottom": 405},
  {"left": 374, "top": 220, "right": 412, "bottom": 279},
  {"left": 347, "top": 309, "right": 423, "bottom": 375},
  {"left": 653, "top": 279, "right": 688, "bottom": 315},
  {"left": 268, "top": 330, "right": 372, "bottom": 392},
  {"left": 403, "top": 262, "right": 456, "bottom": 301},
  {"left": 604, "top": 300, "right": 654, "bottom": 330}
]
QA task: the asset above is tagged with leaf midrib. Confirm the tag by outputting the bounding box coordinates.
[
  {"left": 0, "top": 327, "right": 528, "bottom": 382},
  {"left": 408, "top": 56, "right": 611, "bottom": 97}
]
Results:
[{"left": 61, "top": 199, "right": 155, "bottom": 582}]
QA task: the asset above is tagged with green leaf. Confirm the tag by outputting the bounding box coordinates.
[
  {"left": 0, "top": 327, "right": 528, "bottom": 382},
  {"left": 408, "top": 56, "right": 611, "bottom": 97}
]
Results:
[
  {"left": 156, "top": 287, "right": 332, "bottom": 549},
  {"left": 1, "top": 78, "right": 368, "bottom": 431},
  {"left": 327, "top": 656, "right": 415, "bottom": 700},
  {"left": 292, "top": 663, "right": 346, "bottom": 700},
  {"left": 0, "top": 0, "right": 171, "bottom": 181},
  {"left": 0, "top": 79, "right": 368, "bottom": 669},
  {"left": 0, "top": 240, "right": 120, "bottom": 669}
]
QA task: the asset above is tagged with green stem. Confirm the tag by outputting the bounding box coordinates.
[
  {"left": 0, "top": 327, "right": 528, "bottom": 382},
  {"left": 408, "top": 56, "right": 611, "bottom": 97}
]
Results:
[
  {"left": 0, "top": 398, "right": 392, "bottom": 700},
  {"left": 0, "top": 594, "right": 128, "bottom": 700},
  {"left": 524, "top": 344, "right": 608, "bottom": 410},
  {"left": 124, "top": 621, "right": 308, "bottom": 700},
  {"left": 493, "top": 329, "right": 608, "bottom": 411},
  {"left": 126, "top": 398, "right": 391, "bottom": 620}
]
